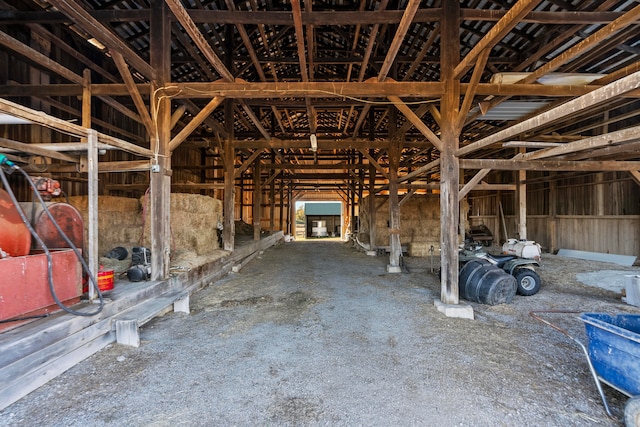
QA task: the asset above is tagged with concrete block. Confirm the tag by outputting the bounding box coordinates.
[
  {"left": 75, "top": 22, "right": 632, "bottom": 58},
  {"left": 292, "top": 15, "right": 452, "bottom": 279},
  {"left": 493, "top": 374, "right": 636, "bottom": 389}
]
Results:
[
  {"left": 434, "top": 299, "right": 474, "bottom": 320},
  {"left": 386, "top": 265, "right": 402, "bottom": 273},
  {"left": 115, "top": 319, "right": 140, "bottom": 347},
  {"left": 365, "top": 251, "right": 377, "bottom": 257},
  {"left": 174, "top": 294, "right": 190, "bottom": 314}
]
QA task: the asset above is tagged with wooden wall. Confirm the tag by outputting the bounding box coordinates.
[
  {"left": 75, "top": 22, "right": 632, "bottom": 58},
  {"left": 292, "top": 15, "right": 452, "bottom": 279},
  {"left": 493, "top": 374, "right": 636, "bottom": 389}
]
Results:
[{"left": 468, "top": 171, "right": 640, "bottom": 257}]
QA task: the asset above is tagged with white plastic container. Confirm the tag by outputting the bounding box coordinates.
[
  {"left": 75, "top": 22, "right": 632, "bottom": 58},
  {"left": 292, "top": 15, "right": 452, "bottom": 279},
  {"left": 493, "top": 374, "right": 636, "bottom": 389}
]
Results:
[
  {"left": 502, "top": 239, "right": 542, "bottom": 260},
  {"left": 624, "top": 275, "right": 640, "bottom": 308}
]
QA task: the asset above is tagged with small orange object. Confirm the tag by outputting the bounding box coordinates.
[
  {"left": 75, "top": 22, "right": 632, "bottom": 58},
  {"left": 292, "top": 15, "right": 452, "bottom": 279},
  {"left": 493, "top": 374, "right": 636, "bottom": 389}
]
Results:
[{"left": 97, "top": 267, "right": 114, "bottom": 292}]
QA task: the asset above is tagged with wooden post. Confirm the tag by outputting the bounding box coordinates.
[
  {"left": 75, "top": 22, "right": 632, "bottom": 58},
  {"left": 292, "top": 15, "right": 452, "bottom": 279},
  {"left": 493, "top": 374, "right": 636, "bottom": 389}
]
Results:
[
  {"left": 81, "top": 69, "right": 98, "bottom": 300},
  {"left": 269, "top": 177, "right": 275, "bottom": 233},
  {"left": 287, "top": 185, "right": 293, "bottom": 235},
  {"left": 279, "top": 182, "right": 284, "bottom": 231},
  {"left": 549, "top": 174, "right": 557, "bottom": 252},
  {"left": 253, "top": 158, "right": 261, "bottom": 240},
  {"left": 388, "top": 139, "right": 402, "bottom": 272},
  {"left": 517, "top": 169, "right": 527, "bottom": 241},
  {"left": 87, "top": 130, "right": 98, "bottom": 301},
  {"left": 368, "top": 154, "right": 377, "bottom": 251},
  {"left": 223, "top": 139, "right": 235, "bottom": 251},
  {"left": 459, "top": 169, "right": 468, "bottom": 241},
  {"left": 150, "top": 0, "right": 171, "bottom": 280},
  {"left": 439, "top": 1, "right": 460, "bottom": 305}
]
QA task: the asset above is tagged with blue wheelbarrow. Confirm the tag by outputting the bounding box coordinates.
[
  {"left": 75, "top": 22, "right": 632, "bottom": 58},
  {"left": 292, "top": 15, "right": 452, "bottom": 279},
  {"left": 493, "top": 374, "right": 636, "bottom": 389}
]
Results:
[{"left": 530, "top": 311, "right": 640, "bottom": 426}]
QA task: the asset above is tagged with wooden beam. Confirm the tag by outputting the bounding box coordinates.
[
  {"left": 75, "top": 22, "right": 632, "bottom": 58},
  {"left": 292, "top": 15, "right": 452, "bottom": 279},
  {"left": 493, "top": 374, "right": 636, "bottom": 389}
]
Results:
[
  {"left": 460, "top": 159, "right": 640, "bottom": 171},
  {"left": 439, "top": 0, "right": 461, "bottom": 305},
  {"left": 164, "top": 0, "right": 233, "bottom": 81},
  {"left": 0, "top": 137, "right": 78, "bottom": 163},
  {"left": 458, "top": 169, "right": 491, "bottom": 201},
  {"left": 2, "top": 9, "right": 634, "bottom": 26},
  {"left": 0, "top": 97, "right": 152, "bottom": 158},
  {"left": 456, "top": 48, "right": 490, "bottom": 130},
  {"left": 378, "top": 0, "right": 421, "bottom": 81},
  {"left": 169, "top": 96, "right": 224, "bottom": 151},
  {"left": 96, "top": 160, "right": 151, "bottom": 172},
  {"left": 46, "top": 0, "right": 154, "bottom": 80},
  {"left": 397, "top": 158, "right": 441, "bottom": 183},
  {"left": 457, "top": 70, "right": 640, "bottom": 156},
  {"left": 389, "top": 96, "right": 443, "bottom": 151},
  {"left": 111, "top": 50, "right": 155, "bottom": 139},
  {"left": 234, "top": 149, "right": 265, "bottom": 179},
  {"left": 521, "top": 124, "right": 640, "bottom": 160},
  {"left": 477, "top": 3, "right": 640, "bottom": 118},
  {"left": 521, "top": 3, "right": 640, "bottom": 86},
  {"left": 454, "top": 0, "right": 542, "bottom": 79},
  {"left": 0, "top": 30, "right": 81, "bottom": 84},
  {"left": 263, "top": 163, "right": 359, "bottom": 170},
  {"left": 359, "top": 149, "right": 390, "bottom": 180}
]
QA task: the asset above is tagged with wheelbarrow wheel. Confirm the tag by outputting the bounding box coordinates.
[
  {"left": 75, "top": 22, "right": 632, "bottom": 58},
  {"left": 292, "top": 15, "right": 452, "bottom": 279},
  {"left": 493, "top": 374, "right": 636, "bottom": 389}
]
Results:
[
  {"left": 514, "top": 268, "right": 541, "bottom": 296},
  {"left": 625, "top": 396, "right": 640, "bottom": 427}
]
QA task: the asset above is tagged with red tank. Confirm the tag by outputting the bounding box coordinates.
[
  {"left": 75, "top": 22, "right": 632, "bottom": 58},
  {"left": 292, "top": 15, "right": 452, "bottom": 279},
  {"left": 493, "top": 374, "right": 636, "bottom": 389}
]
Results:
[
  {"left": 0, "top": 188, "right": 31, "bottom": 257},
  {"left": 20, "top": 202, "right": 84, "bottom": 251}
]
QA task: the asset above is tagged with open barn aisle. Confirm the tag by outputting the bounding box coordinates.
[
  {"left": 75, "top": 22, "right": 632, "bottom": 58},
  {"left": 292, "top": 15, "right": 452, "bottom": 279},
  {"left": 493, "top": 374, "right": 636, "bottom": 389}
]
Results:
[{"left": 1, "top": 240, "right": 636, "bottom": 426}]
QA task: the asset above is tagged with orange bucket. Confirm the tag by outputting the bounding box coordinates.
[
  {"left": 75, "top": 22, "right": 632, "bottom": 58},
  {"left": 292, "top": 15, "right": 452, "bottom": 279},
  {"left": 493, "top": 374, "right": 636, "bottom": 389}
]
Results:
[{"left": 97, "top": 267, "right": 114, "bottom": 292}]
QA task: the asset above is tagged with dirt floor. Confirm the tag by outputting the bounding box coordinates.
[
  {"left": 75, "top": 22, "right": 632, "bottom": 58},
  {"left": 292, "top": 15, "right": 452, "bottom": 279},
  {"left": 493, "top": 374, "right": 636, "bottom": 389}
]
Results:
[{"left": 1, "top": 239, "right": 639, "bottom": 427}]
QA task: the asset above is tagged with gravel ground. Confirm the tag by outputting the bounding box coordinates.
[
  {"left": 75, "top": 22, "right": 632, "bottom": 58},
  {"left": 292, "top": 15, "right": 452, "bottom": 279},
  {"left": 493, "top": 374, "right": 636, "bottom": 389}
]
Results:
[{"left": 1, "top": 239, "right": 639, "bottom": 427}]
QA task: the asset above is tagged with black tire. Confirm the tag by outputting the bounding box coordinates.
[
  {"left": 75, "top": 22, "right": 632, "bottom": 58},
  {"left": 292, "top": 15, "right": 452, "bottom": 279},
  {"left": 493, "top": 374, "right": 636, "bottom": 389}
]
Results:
[
  {"left": 514, "top": 268, "right": 541, "bottom": 296},
  {"left": 625, "top": 396, "right": 640, "bottom": 427}
]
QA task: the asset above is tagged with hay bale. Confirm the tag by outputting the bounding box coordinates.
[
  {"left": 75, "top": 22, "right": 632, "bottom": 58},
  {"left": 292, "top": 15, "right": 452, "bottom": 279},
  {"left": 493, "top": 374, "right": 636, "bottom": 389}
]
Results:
[{"left": 140, "top": 193, "right": 223, "bottom": 255}]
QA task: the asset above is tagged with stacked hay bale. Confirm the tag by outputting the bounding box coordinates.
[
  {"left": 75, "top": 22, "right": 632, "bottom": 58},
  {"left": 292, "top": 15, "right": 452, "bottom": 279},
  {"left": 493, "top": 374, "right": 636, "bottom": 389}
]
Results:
[
  {"left": 141, "top": 193, "right": 223, "bottom": 255},
  {"left": 358, "top": 195, "right": 441, "bottom": 256},
  {"left": 67, "top": 195, "right": 142, "bottom": 257},
  {"left": 68, "top": 193, "right": 224, "bottom": 258}
]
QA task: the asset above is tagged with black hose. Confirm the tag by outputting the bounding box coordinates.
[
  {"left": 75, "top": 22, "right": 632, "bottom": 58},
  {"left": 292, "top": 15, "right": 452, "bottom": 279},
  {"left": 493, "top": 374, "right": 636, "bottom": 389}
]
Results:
[{"left": 0, "top": 157, "right": 103, "bottom": 316}]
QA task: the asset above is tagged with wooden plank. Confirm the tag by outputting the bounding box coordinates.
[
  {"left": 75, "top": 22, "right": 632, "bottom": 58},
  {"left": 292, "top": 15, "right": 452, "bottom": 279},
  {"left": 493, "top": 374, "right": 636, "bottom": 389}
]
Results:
[
  {"left": 522, "top": 125, "right": 640, "bottom": 160},
  {"left": 0, "top": 332, "right": 114, "bottom": 410},
  {"left": 460, "top": 159, "right": 640, "bottom": 171},
  {"left": 457, "top": 70, "right": 640, "bottom": 156}
]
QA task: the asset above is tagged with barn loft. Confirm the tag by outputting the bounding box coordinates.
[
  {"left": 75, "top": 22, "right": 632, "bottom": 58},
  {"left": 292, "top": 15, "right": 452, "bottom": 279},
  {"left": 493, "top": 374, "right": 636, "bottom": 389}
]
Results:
[{"left": 1, "top": 0, "right": 640, "bottom": 413}]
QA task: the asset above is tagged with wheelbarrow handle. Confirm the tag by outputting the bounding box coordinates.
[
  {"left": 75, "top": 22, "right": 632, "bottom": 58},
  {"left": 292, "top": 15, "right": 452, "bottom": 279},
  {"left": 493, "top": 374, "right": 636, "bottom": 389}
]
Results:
[
  {"left": 529, "top": 310, "right": 582, "bottom": 343},
  {"left": 529, "top": 310, "right": 616, "bottom": 420}
]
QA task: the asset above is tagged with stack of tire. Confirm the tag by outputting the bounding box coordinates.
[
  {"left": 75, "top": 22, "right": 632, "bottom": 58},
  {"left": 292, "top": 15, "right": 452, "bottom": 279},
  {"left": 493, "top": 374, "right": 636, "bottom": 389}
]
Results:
[{"left": 459, "top": 260, "right": 517, "bottom": 305}]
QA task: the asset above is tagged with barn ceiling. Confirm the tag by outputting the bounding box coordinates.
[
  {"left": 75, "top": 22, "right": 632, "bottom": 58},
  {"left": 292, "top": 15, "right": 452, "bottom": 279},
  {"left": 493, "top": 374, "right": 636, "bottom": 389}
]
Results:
[{"left": 0, "top": 0, "right": 639, "bottom": 190}]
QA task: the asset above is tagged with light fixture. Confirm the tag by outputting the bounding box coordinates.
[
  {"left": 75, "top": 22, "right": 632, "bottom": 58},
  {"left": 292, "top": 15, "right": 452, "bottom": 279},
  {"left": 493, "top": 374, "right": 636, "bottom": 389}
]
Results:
[{"left": 310, "top": 134, "right": 317, "bottom": 152}]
